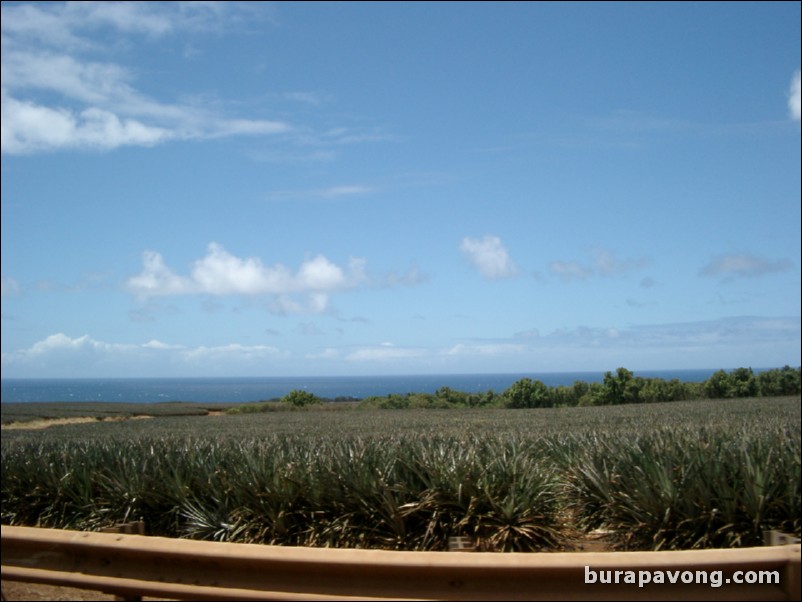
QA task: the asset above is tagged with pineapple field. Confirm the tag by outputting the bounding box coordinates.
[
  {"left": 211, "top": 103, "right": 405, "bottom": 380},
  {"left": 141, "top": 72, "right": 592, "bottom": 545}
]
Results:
[{"left": 2, "top": 396, "right": 799, "bottom": 552}]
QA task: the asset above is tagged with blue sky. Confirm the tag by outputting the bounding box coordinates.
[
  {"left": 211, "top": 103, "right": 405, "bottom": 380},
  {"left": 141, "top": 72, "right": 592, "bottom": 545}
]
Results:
[{"left": 1, "top": 1, "right": 800, "bottom": 378}]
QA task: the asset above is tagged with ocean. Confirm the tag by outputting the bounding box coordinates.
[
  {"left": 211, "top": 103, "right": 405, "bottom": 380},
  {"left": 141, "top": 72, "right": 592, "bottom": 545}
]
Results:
[{"left": 0, "top": 370, "right": 719, "bottom": 403}]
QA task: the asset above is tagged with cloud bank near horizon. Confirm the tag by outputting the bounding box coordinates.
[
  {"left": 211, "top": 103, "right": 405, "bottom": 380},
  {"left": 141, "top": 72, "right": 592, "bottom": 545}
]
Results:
[{"left": 3, "top": 316, "right": 797, "bottom": 378}]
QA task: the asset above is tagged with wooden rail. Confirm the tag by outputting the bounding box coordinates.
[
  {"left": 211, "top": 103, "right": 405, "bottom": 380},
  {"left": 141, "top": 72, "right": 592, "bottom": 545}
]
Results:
[{"left": 1, "top": 526, "right": 799, "bottom": 601}]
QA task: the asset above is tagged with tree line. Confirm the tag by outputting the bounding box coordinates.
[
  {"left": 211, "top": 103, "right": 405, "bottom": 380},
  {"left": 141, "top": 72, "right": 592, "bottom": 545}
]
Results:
[{"left": 356, "top": 365, "right": 801, "bottom": 410}]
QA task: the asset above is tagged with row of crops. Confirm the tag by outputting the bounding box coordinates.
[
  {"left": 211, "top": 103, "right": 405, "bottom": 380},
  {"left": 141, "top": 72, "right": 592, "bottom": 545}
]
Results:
[
  {"left": 0, "top": 401, "right": 223, "bottom": 425},
  {"left": 2, "top": 397, "right": 800, "bottom": 551}
]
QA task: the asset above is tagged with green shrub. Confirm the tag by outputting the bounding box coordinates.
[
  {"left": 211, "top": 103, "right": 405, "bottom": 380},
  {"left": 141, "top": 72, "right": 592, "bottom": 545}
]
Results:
[{"left": 281, "top": 390, "right": 321, "bottom": 407}]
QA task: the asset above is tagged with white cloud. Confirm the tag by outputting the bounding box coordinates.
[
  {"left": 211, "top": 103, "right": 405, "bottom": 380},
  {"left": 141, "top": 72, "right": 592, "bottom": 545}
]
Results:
[
  {"left": 126, "top": 250, "right": 195, "bottom": 296},
  {"left": 126, "top": 243, "right": 371, "bottom": 316},
  {"left": 2, "top": 2, "right": 265, "bottom": 49},
  {"left": 27, "top": 333, "right": 88, "bottom": 354},
  {"left": 63, "top": 1, "right": 176, "bottom": 36},
  {"left": 295, "top": 255, "right": 347, "bottom": 291},
  {"left": 2, "top": 2, "right": 173, "bottom": 45},
  {"left": 1, "top": 3, "right": 85, "bottom": 49},
  {"left": 699, "top": 254, "right": 793, "bottom": 279},
  {"left": 142, "top": 339, "right": 183, "bottom": 350},
  {"left": 23, "top": 333, "right": 136, "bottom": 357},
  {"left": 1, "top": 92, "right": 172, "bottom": 153},
  {"left": 182, "top": 343, "right": 284, "bottom": 362},
  {"left": 790, "top": 70, "right": 801, "bottom": 122},
  {"left": 346, "top": 346, "right": 429, "bottom": 361},
  {"left": 459, "top": 235, "right": 518, "bottom": 280},
  {"left": 4, "top": 50, "right": 132, "bottom": 103},
  {"left": 204, "top": 118, "right": 290, "bottom": 139},
  {"left": 1, "top": 2, "right": 288, "bottom": 154},
  {"left": 190, "top": 243, "right": 293, "bottom": 295}
]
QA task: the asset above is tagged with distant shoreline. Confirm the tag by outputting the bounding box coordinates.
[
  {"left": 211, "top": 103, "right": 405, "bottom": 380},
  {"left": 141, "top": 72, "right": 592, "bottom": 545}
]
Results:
[{"left": 0, "top": 369, "right": 731, "bottom": 403}]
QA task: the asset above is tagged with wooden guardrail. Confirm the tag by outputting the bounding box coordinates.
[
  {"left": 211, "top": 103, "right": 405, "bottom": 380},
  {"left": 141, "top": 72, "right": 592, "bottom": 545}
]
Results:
[{"left": 1, "top": 525, "right": 800, "bottom": 601}]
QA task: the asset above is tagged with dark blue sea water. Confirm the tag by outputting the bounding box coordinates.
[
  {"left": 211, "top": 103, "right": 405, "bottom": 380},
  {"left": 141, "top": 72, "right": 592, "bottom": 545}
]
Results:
[{"left": 0, "top": 370, "right": 719, "bottom": 403}]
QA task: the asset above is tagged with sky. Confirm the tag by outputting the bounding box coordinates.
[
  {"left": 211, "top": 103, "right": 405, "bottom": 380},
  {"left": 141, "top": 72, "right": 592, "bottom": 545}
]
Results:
[{"left": 1, "top": 1, "right": 800, "bottom": 379}]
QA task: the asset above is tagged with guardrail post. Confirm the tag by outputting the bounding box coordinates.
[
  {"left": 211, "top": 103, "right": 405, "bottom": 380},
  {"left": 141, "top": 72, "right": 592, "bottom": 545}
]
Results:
[
  {"left": 100, "top": 521, "right": 145, "bottom": 536},
  {"left": 448, "top": 536, "right": 475, "bottom": 552},
  {"left": 764, "top": 530, "right": 802, "bottom": 547},
  {"left": 100, "top": 521, "right": 146, "bottom": 601}
]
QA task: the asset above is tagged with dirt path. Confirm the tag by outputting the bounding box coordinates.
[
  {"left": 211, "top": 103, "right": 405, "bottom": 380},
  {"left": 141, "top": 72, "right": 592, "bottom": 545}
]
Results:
[
  {"left": 1, "top": 581, "right": 117, "bottom": 601},
  {"left": 1, "top": 415, "right": 154, "bottom": 431},
  {"left": 1, "top": 581, "right": 174, "bottom": 601}
]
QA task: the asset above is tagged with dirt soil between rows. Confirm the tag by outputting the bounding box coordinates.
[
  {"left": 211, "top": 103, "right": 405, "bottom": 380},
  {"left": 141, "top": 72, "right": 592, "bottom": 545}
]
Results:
[{"left": 0, "top": 581, "right": 173, "bottom": 601}]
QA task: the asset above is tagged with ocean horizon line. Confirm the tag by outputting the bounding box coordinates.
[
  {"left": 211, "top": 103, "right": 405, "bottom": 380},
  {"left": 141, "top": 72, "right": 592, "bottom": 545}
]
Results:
[{"left": 1, "top": 366, "right": 749, "bottom": 382}]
